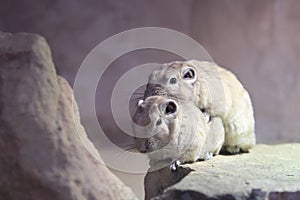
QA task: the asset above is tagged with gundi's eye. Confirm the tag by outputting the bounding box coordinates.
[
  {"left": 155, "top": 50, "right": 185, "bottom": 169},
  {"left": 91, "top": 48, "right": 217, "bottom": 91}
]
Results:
[
  {"left": 156, "top": 119, "right": 162, "bottom": 126},
  {"left": 169, "top": 77, "right": 177, "bottom": 84},
  {"left": 165, "top": 101, "right": 177, "bottom": 114},
  {"left": 183, "top": 68, "right": 195, "bottom": 79}
]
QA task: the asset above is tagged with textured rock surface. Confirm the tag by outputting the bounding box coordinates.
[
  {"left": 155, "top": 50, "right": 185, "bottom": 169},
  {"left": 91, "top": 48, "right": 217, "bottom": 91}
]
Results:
[
  {"left": 0, "top": 32, "right": 137, "bottom": 200},
  {"left": 145, "top": 144, "right": 300, "bottom": 200}
]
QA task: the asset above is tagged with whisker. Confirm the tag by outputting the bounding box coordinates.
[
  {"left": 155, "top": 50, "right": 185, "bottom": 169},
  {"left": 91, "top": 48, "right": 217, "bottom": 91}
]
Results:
[
  {"left": 110, "top": 147, "right": 140, "bottom": 161},
  {"left": 112, "top": 151, "right": 128, "bottom": 160},
  {"left": 131, "top": 92, "right": 144, "bottom": 95},
  {"left": 118, "top": 143, "right": 139, "bottom": 152}
]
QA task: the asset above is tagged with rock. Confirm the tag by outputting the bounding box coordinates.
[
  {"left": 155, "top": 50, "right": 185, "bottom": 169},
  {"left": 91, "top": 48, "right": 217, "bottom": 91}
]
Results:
[
  {"left": 0, "top": 31, "right": 137, "bottom": 200},
  {"left": 145, "top": 144, "right": 300, "bottom": 200}
]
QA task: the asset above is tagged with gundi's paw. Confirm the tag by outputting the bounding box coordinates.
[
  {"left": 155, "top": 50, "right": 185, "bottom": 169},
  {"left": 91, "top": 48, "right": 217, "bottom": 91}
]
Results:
[
  {"left": 224, "top": 145, "right": 245, "bottom": 154},
  {"left": 203, "top": 152, "right": 213, "bottom": 161},
  {"left": 169, "top": 160, "right": 181, "bottom": 171},
  {"left": 169, "top": 152, "right": 214, "bottom": 172}
]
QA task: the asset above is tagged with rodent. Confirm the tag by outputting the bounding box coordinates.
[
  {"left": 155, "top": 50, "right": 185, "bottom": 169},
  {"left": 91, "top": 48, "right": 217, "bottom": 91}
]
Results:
[
  {"left": 133, "top": 95, "right": 224, "bottom": 170},
  {"left": 144, "top": 60, "right": 255, "bottom": 154}
]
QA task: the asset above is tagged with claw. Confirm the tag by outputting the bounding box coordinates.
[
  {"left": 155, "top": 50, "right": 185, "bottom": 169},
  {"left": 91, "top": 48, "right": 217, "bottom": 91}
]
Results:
[
  {"left": 204, "top": 152, "right": 213, "bottom": 161},
  {"left": 203, "top": 112, "right": 211, "bottom": 123},
  {"left": 225, "top": 145, "right": 241, "bottom": 154},
  {"left": 169, "top": 160, "right": 181, "bottom": 171}
]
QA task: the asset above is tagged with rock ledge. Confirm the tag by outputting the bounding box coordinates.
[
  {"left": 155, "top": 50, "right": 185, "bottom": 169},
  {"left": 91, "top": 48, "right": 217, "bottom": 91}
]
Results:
[{"left": 145, "top": 144, "right": 300, "bottom": 200}]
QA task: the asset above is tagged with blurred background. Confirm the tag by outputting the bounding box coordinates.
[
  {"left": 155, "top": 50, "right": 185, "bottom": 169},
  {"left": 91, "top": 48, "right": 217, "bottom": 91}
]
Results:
[{"left": 1, "top": 0, "right": 300, "bottom": 199}]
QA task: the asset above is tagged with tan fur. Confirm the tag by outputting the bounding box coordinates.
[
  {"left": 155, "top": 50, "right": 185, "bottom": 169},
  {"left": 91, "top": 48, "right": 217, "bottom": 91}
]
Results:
[
  {"left": 133, "top": 96, "right": 224, "bottom": 167},
  {"left": 144, "top": 60, "right": 255, "bottom": 153}
]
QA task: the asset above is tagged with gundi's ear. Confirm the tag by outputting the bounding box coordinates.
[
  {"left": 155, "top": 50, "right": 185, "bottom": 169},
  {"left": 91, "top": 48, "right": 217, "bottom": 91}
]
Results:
[
  {"left": 162, "top": 99, "right": 178, "bottom": 115},
  {"left": 182, "top": 66, "right": 197, "bottom": 84},
  {"left": 138, "top": 99, "right": 145, "bottom": 107}
]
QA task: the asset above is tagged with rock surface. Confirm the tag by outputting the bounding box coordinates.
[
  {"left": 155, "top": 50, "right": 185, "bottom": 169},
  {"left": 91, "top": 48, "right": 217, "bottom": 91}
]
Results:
[
  {"left": 0, "top": 31, "right": 137, "bottom": 200},
  {"left": 145, "top": 144, "right": 300, "bottom": 200}
]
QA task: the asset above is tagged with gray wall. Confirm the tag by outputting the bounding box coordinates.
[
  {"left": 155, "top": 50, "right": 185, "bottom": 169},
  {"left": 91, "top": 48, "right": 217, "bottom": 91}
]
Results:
[
  {"left": 2, "top": 0, "right": 300, "bottom": 198},
  {"left": 2, "top": 0, "right": 299, "bottom": 144}
]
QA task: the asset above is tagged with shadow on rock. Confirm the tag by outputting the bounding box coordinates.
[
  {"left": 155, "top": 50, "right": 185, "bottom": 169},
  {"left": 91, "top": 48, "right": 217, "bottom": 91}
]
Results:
[{"left": 144, "top": 165, "right": 193, "bottom": 200}]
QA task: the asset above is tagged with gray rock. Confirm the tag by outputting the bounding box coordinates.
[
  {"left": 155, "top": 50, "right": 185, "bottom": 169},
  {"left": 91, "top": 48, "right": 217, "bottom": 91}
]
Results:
[
  {"left": 0, "top": 31, "right": 137, "bottom": 200},
  {"left": 145, "top": 144, "right": 300, "bottom": 200}
]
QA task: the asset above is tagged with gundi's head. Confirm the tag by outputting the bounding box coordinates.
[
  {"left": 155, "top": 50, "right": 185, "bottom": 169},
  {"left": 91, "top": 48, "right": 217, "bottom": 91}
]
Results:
[
  {"left": 133, "top": 96, "right": 180, "bottom": 153},
  {"left": 144, "top": 61, "right": 198, "bottom": 101}
]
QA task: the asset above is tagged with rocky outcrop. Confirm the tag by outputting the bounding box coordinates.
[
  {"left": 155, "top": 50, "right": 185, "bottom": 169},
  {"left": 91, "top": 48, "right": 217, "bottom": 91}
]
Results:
[
  {"left": 145, "top": 144, "right": 300, "bottom": 200},
  {"left": 0, "top": 31, "right": 137, "bottom": 200}
]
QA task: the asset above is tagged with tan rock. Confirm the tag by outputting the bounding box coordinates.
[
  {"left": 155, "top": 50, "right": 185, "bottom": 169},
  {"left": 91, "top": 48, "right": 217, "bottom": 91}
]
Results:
[
  {"left": 0, "top": 32, "right": 137, "bottom": 200},
  {"left": 145, "top": 144, "right": 300, "bottom": 200}
]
